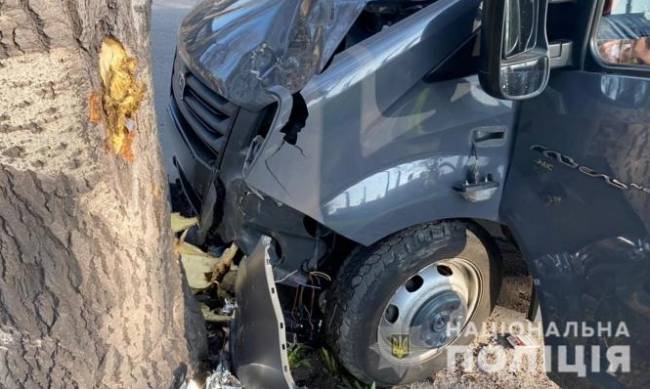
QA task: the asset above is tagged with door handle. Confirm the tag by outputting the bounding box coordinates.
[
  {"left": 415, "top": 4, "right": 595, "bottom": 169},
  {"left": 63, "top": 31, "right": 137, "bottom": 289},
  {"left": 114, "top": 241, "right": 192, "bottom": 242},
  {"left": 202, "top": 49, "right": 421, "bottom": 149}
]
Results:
[{"left": 472, "top": 126, "right": 507, "bottom": 148}]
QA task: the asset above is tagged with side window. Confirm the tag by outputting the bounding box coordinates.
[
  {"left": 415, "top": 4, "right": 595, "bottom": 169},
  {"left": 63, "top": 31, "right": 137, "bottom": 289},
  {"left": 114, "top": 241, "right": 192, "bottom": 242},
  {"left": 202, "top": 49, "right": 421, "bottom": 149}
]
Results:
[{"left": 595, "top": 0, "right": 650, "bottom": 66}]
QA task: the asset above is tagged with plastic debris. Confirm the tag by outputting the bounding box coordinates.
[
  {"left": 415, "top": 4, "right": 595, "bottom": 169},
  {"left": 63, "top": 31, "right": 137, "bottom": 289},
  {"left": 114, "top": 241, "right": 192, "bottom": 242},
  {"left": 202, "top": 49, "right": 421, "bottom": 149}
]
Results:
[
  {"left": 171, "top": 212, "right": 199, "bottom": 233},
  {"left": 219, "top": 298, "right": 237, "bottom": 316},
  {"left": 205, "top": 362, "right": 243, "bottom": 389},
  {"left": 171, "top": 214, "right": 238, "bottom": 292},
  {"left": 506, "top": 334, "right": 536, "bottom": 348},
  {"left": 200, "top": 303, "right": 233, "bottom": 323},
  {"left": 210, "top": 243, "right": 238, "bottom": 284},
  {"left": 178, "top": 242, "right": 221, "bottom": 291}
]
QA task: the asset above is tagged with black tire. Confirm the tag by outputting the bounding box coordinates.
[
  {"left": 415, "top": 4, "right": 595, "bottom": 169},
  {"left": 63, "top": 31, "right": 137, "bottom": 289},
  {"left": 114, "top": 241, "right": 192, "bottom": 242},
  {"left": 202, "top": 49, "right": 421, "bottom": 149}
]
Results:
[{"left": 325, "top": 221, "right": 500, "bottom": 386}]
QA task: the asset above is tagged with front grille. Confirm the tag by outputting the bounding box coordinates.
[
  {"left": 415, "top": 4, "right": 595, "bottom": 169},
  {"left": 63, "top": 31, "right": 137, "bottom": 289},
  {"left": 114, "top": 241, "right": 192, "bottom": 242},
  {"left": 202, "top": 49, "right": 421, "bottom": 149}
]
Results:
[{"left": 171, "top": 58, "right": 240, "bottom": 165}]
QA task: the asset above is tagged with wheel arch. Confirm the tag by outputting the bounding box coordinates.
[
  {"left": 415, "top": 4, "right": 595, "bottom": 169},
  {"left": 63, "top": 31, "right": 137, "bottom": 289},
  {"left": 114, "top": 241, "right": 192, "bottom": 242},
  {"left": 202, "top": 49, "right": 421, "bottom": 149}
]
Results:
[{"left": 322, "top": 217, "right": 533, "bottom": 316}]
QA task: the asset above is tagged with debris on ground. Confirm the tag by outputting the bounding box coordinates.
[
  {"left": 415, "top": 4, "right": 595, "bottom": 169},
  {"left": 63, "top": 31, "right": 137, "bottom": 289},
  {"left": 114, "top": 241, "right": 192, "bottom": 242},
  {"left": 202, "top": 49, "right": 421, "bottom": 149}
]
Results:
[
  {"left": 173, "top": 213, "right": 241, "bottom": 389},
  {"left": 289, "top": 293, "right": 558, "bottom": 388},
  {"left": 200, "top": 304, "right": 233, "bottom": 323},
  {"left": 171, "top": 214, "right": 557, "bottom": 389},
  {"left": 178, "top": 242, "right": 222, "bottom": 291},
  {"left": 172, "top": 213, "right": 239, "bottom": 293},
  {"left": 219, "top": 298, "right": 237, "bottom": 316},
  {"left": 427, "top": 307, "right": 558, "bottom": 389},
  {"left": 210, "top": 244, "right": 238, "bottom": 284},
  {"left": 180, "top": 360, "right": 242, "bottom": 389},
  {"left": 506, "top": 333, "right": 537, "bottom": 349},
  {"left": 171, "top": 212, "right": 199, "bottom": 232},
  {"left": 205, "top": 362, "right": 243, "bottom": 389}
]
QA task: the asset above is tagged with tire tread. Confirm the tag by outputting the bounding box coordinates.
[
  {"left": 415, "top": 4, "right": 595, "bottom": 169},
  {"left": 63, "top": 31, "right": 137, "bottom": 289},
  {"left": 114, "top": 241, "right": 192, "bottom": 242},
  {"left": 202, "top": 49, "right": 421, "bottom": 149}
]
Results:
[{"left": 326, "top": 222, "right": 464, "bottom": 383}]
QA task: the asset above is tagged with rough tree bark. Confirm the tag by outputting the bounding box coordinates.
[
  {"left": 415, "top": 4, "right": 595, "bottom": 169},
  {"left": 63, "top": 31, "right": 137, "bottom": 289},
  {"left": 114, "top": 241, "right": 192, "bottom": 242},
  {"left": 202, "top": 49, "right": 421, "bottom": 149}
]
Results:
[{"left": 0, "top": 1, "right": 207, "bottom": 388}]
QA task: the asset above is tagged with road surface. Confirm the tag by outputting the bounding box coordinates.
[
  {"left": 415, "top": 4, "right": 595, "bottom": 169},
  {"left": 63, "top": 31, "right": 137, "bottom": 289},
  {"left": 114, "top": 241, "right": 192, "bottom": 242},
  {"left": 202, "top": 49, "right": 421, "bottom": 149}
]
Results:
[{"left": 152, "top": 0, "right": 198, "bottom": 180}]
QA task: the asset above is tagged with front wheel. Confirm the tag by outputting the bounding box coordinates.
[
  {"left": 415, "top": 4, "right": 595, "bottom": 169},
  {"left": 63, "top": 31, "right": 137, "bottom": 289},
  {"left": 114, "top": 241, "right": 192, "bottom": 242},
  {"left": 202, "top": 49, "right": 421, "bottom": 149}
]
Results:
[{"left": 325, "top": 221, "right": 500, "bottom": 386}]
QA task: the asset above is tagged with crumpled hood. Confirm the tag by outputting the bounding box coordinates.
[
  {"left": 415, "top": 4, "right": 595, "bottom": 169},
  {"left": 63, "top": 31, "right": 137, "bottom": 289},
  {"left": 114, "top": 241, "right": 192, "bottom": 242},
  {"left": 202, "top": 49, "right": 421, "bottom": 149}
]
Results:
[{"left": 177, "top": 0, "right": 368, "bottom": 110}]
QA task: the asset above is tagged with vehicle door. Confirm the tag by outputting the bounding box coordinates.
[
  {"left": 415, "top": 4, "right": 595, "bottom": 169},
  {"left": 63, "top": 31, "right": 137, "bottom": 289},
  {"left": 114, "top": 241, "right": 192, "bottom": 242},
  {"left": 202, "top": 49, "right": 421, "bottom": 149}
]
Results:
[{"left": 501, "top": 0, "right": 650, "bottom": 386}]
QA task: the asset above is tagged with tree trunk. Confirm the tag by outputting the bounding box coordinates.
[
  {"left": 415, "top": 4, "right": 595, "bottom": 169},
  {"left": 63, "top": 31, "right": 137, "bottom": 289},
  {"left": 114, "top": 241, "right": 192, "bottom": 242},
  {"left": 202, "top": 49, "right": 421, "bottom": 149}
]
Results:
[{"left": 0, "top": 1, "right": 207, "bottom": 388}]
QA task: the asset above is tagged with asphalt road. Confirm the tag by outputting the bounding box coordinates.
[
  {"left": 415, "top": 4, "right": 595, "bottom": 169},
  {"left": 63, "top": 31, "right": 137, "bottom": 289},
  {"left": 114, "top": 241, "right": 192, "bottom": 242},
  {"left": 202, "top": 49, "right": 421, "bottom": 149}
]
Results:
[{"left": 151, "top": 0, "right": 198, "bottom": 181}]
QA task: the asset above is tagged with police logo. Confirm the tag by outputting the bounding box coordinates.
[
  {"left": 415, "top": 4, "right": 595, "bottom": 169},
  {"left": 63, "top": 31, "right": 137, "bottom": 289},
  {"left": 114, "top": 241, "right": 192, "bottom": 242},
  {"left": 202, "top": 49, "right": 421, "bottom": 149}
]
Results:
[{"left": 390, "top": 335, "right": 409, "bottom": 359}]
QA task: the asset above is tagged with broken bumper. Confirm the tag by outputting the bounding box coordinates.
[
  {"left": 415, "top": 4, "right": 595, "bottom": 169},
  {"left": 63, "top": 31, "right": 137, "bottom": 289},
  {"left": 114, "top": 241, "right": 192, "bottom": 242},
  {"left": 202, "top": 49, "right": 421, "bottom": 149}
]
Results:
[{"left": 230, "top": 236, "right": 295, "bottom": 389}]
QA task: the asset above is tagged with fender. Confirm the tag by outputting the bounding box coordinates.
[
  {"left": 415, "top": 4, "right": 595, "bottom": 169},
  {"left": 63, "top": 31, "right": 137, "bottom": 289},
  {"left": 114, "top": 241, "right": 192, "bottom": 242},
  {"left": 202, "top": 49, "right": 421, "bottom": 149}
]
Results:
[{"left": 243, "top": 0, "right": 515, "bottom": 245}]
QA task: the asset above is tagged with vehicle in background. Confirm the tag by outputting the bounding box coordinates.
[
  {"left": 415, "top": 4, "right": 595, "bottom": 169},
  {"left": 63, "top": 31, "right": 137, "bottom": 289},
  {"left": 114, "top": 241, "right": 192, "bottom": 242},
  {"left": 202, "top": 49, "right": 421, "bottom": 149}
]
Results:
[{"left": 168, "top": 0, "right": 650, "bottom": 387}]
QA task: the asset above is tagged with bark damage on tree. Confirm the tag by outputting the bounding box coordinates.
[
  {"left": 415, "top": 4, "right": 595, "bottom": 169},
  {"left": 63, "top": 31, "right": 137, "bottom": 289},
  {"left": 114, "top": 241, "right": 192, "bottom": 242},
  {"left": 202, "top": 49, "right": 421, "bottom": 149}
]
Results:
[
  {"left": 0, "top": 1, "right": 207, "bottom": 388},
  {"left": 97, "top": 37, "right": 144, "bottom": 162}
]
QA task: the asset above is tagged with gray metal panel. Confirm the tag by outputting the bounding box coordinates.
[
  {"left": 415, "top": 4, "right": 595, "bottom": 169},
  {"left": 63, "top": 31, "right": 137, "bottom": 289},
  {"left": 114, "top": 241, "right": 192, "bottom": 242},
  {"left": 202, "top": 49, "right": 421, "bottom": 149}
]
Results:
[
  {"left": 231, "top": 236, "right": 295, "bottom": 389},
  {"left": 178, "top": 0, "right": 368, "bottom": 110},
  {"left": 244, "top": 0, "right": 514, "bottom": 245},
  {"left": 501, "top": 71, "right": 650, "bottom": 387}
]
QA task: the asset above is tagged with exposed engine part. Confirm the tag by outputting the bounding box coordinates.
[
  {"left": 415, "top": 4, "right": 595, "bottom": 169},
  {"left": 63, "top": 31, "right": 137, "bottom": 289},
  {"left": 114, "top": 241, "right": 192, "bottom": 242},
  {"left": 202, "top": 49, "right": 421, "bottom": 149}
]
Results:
[
  {"left": 340, "top": 0, "right": 439, "bottom": 50},
  {"left": 278, "top": 271, "right": 332, "bottom": 344},
  {"left": 366, "top": 0, "right": 440, "bottom": 17}
]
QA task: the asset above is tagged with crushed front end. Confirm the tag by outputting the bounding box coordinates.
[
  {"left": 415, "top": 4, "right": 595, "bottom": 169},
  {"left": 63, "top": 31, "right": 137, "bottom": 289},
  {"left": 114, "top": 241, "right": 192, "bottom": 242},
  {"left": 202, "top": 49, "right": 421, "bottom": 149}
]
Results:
[
  {"left": 168, "top": 1, "right": 373, "bottom": 386},
  {"left": 169, "top": 39, "right": 316, "bottom": 389},
  {"left": 168, "top": 0, "right": 477, "bottom": 386}
]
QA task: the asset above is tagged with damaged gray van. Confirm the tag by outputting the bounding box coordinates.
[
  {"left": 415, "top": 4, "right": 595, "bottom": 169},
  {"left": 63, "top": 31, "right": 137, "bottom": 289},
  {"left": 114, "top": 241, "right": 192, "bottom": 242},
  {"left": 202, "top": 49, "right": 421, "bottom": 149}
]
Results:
[{"left": 168, "top": 0, "right": 650, "bottom": 387}]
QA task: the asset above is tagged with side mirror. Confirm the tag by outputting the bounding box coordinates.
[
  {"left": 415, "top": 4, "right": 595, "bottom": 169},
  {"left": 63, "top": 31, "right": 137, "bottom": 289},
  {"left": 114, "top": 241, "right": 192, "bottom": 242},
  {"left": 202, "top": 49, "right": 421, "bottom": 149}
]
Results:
[{"left": 479, "top": 0, "right": 550, "bottom": 100}]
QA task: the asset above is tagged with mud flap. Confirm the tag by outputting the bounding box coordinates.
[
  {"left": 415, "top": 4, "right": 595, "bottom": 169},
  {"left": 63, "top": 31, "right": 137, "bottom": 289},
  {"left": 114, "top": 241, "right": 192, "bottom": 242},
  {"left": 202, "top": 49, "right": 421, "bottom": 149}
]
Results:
[{"left": 231, "top": 236, "right": 295, "bottom": 389}]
